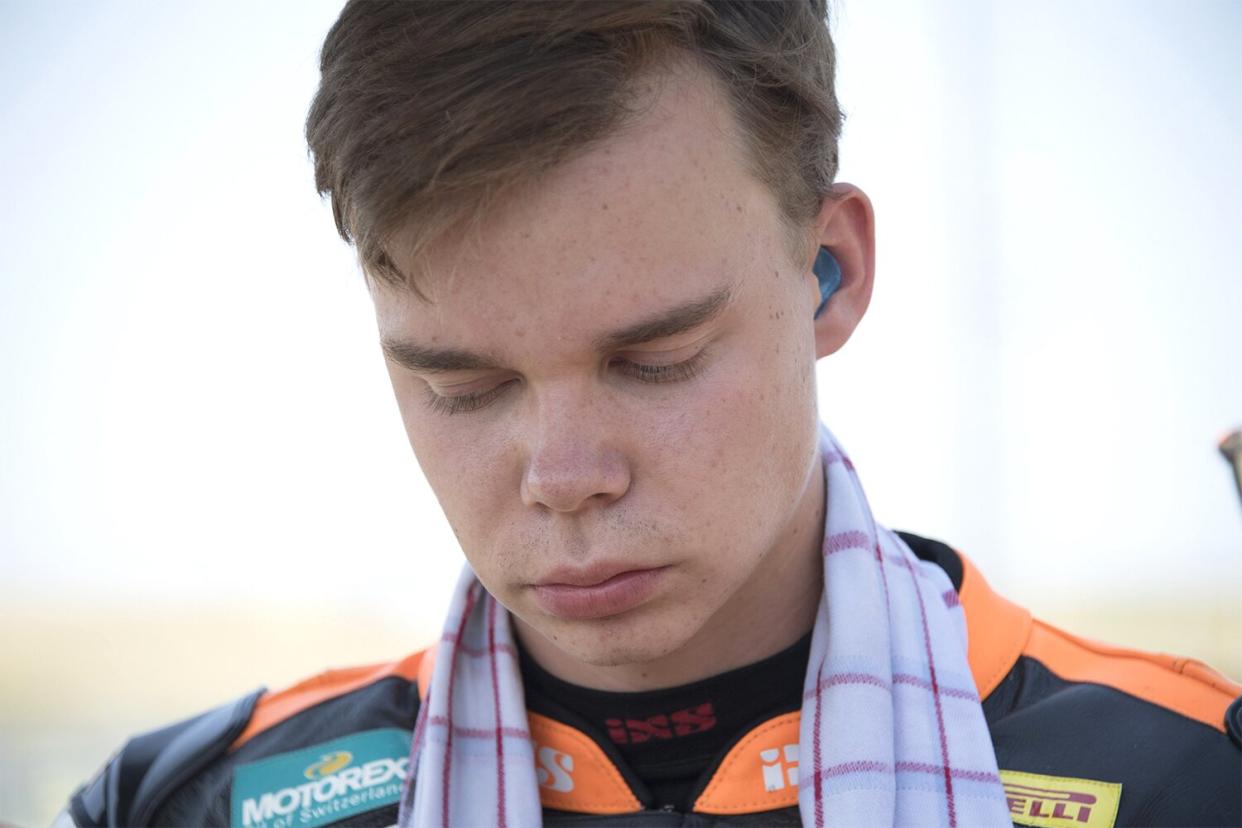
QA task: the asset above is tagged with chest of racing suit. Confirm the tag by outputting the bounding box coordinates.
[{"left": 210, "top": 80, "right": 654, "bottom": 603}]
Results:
[{"left": 64, "top": 533, "right": 1242, "bottom": 827}]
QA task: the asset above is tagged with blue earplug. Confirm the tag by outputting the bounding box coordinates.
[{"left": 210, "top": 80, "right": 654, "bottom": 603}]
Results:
[{"left": 813, "top": 246, "right": 841, "bottom": 319}]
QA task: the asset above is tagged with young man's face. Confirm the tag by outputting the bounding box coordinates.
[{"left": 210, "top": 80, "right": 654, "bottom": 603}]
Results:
[{"left": 375, "top": 67, "right": 846, "bottom": 686}]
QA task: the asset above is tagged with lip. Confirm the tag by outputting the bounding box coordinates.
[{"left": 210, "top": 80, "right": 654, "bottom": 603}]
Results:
[{"left": 531, "top": 566, "right": 670, "bottom": 620}]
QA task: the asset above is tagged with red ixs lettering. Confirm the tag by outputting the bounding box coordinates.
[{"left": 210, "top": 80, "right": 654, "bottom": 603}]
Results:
[
  {"left": 606, "top": 703, "right": 717, "bottom": 744},
  {"left": 670, "top": 703, "right": 717, "bottom": 736}
]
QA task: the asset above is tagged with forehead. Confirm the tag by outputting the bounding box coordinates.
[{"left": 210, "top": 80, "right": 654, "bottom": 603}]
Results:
[{"left": 375, "top": 65, "right": 797, "bottom": 353}]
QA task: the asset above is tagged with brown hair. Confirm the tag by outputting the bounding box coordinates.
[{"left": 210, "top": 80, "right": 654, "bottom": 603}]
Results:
[{"left": 306, "top": 0, "right": 842, "bottom": 291}]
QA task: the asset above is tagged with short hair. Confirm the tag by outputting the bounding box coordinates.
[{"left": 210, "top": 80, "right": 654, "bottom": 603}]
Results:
[{"left": 306, "top": 0, "right": 842, "bottom": 292}]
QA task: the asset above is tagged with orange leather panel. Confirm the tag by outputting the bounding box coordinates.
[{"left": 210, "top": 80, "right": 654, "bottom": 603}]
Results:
[
  {"left": 957, "top": 552, "right": 1033, "bottom": 699},
  {"left": 230, "top": 649, "right": 427, "bottom": 750},
  {"left": 1023, "top": 619, "right": 1240, "bottom": 733},
  {"left": 693, "top": 712, "right": 801, "bottom": 815},
  {"left": 528, "top": 712, "right": 642, "bottom": 814},
  {"left": 957, "top": 549, "right": 1240, "bottom": 733}
]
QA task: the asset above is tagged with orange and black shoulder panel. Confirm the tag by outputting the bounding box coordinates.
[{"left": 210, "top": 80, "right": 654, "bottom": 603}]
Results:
[
  {"left": 899, "top": 531, "right": 1242, "bottom": 828},
  {"left": 230, "top": 649, "right": 426, "bottom": 749},
  {"left": 68, "top": 648, "right": 432, "bottom": 828}
]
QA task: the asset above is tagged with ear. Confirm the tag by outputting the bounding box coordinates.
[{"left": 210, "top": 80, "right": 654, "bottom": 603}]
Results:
[{"left": 805, "top": 184, "right": 875, "bottom": 359}]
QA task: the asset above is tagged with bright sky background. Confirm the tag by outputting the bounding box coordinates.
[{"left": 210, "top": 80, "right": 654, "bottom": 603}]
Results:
[
  {"left": 2, "top": 0, "right": 1240, "bottom": 681},
  {"left": 3, "top": 2, "right": 1241, "bottom": 824}
]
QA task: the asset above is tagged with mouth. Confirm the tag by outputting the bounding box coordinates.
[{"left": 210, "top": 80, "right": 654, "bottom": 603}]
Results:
[{"left": 531, "top": 566, "right": 670, "bottom": 620}]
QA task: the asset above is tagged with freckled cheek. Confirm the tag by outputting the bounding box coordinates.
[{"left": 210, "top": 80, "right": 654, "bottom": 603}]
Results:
[
  {"left": 631, "top": 372, "right": 766, "bottom": 483},
  {"left": 396, "top": 411, "right": 516, "bottom": 545},
  {"left": 418, "top": 446, "right": 519, "bottom": 575},
  {"left": 686, "top": 344, "right": 813, "bottom": 479},
  {"left": 423, "top": 425, "right": 511, "bottom": 484}
]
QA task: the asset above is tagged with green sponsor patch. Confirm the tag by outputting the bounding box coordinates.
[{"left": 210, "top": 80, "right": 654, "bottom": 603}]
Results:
[{"left": 231, "top": 728, "right": 410, "bottom": 828}]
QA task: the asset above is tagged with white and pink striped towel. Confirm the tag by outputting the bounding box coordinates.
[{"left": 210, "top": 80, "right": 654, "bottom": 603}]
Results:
[{"left": 399, "top": 425, "right": 1010, "bottom": 826}]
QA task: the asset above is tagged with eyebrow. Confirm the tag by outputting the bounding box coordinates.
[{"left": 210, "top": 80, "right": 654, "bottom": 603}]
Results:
[
  {"left": 591, "top": 284, "right": 734, "bottom": 352},
  {"left": 381, "top": 284, "right": 735, "bottom": 374},
  {"left": 379, "top": 340, "right": 501, "bottom": 374}
]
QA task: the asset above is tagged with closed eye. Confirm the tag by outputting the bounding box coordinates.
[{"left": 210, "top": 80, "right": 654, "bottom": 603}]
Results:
[
  {"left": 423, "top": 379, "right": 517, "bottom": 415},
  {"left": 421, "top": 351, "right": 708, "bottom": 416},
  {"left": 611, "top": 350, "right": 708, "bottom": 384}
]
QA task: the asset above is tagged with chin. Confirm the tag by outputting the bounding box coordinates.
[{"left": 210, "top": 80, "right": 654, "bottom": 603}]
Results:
[{"left": 537, "top": 605, "right": 701, "bottom": 667}]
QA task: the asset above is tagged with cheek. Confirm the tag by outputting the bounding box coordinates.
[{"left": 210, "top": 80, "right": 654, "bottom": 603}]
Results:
[
  {"left": 640, "top": 333, "right": 816, "bottom": 514},
  {"left": 390, "top": 378, "right": 515, "bottom": 543}
]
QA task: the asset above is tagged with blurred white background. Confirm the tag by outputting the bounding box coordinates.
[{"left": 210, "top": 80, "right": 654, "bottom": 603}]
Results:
[{"left": 2, "top": 1, "right": 1239, "bottom": 824}]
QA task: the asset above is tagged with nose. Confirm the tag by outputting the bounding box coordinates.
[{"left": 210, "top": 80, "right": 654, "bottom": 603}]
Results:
[{"left": 520, "top": 390, "right": 631, "bottom": 513}]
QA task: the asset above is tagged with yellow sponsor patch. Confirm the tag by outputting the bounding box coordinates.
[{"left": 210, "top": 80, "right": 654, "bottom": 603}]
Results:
[{"left": 1001, "top": 770, "right": 1121, "bottom": 828}]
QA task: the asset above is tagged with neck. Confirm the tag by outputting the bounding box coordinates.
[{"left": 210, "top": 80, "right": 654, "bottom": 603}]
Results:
[{"left": 516, "top": 455, "right": 826, "bottom": 691}]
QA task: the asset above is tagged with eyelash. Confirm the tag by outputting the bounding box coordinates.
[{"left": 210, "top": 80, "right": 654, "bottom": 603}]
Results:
[
  {"left": 424, "top": 381, "right": 514, "bottom": 416},
  {"left": 613, "top": 351, "right": 706, "bottom": 385},
  {"left": 423, "top": 352, "right": 707, "bottom": 416}
]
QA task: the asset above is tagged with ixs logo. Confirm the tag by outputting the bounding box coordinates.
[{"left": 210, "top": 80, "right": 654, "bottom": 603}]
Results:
[
  {"left": 759, "top": 743, "right": 799, "bottom": 792},
  {"left": 231, "top": 728, "right": 411, "bottom": 828},
  {"left": 535, "top": 745, "right": 575, "bottom": 793},
  {"left": 606, "top": 702, "right": 717, "bottom": 745},
  {"left": 1000, "top": 770, "right": 1122, "bottom": 828}
]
